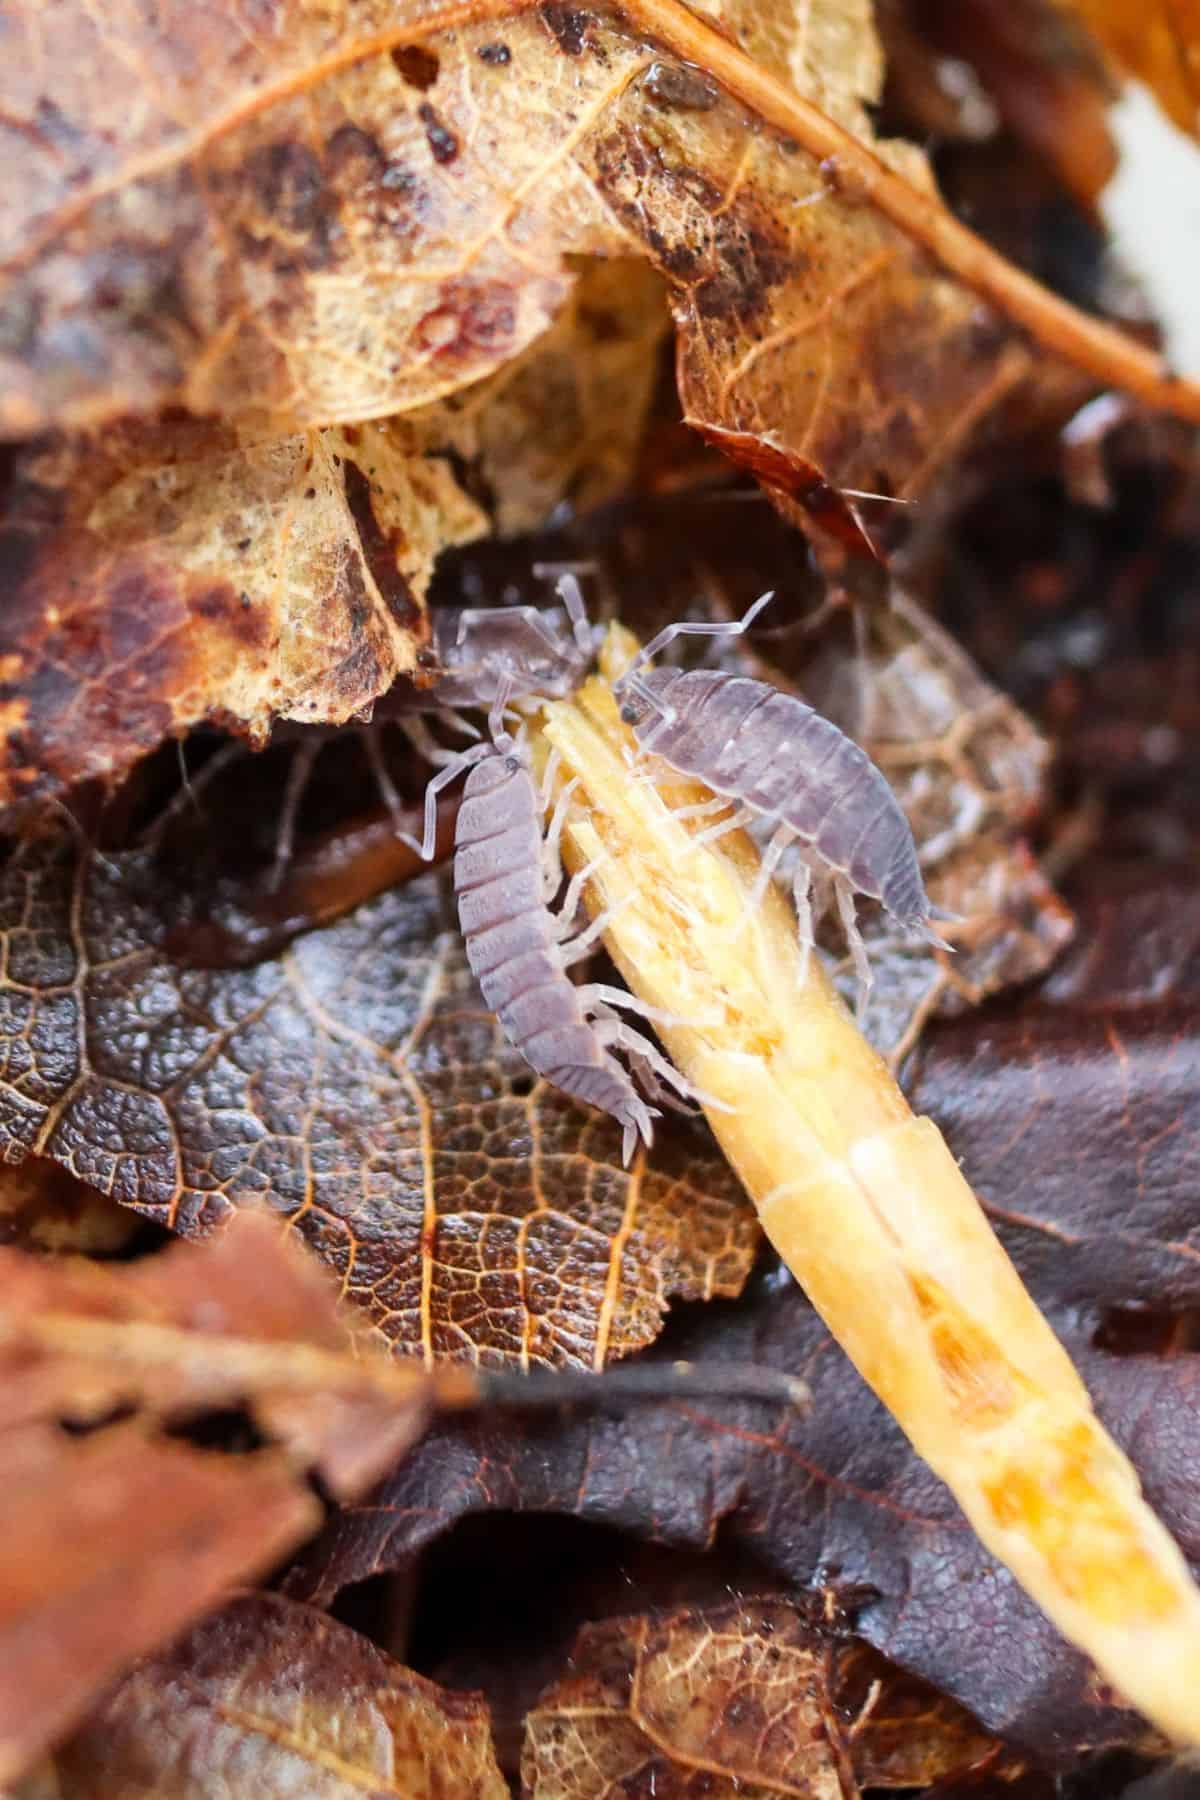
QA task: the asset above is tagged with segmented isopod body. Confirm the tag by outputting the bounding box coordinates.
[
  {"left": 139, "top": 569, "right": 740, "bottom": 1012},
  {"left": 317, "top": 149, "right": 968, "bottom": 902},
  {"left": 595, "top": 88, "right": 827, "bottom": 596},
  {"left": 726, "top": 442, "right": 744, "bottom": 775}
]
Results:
[
  {"left": 454, "top": 746, "right": 658, "bottom": 1162},
  {"left": 626, "top": 665, "right": 933, "bottom": 937}
]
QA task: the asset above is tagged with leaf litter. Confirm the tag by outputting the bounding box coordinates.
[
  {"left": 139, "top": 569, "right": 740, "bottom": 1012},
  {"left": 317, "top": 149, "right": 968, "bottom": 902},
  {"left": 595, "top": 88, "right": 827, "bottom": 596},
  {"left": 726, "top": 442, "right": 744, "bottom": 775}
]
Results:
[{"left": 2, "top": 0, "right": 1200, "bottom": 1792}]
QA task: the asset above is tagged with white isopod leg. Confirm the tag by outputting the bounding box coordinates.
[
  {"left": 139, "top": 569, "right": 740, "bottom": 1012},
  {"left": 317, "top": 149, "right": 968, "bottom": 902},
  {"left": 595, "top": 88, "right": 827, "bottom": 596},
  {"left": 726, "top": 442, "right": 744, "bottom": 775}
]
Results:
[
  {"left": 834, "top": 875, "right": 874, "bottom": 1019},
  {"left": 621, "top": 588, "right": 777, "bottom": 684},
  {"left": 691, "top": 803, "right": 756, "bottom": 849},
  {"left": 792, "top": 859, "right": 815, "bottom": 987},
  {"left": 541, "top": 774, "right": 580, "bottom": 898},
  {"left": 742, "top": 822, "right": 795, "bottom": 923},
  {"left": 412, "top": 742, "right": 492, "bottom": 859},
  {"left": 595, "top": 1018, "right": 734, "bottom": 1114},
  {"left": 579, "top": 983, "right": 691, "bottom": 1031},
  {"left": 558, "top": 894, "right": 632, "bottom": 967},
  {"left": 553, "top": 855, "right": 606, "bottom": 932},
  {"left": 397, "top": 715, "right": 458, "bottom": 768},
  {"left": 671, "top": 794, "right": 735, "bottom": 825},
  {"left": 360, "top": 727, "right": 409, "bottom": 838}
]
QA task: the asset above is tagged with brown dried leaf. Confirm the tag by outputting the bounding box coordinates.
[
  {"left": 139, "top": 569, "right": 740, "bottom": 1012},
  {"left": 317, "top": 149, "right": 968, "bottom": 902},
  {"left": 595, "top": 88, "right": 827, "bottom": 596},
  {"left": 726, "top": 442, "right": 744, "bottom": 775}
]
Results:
[
  {"left": 292, "top": 872, "right": 1200, "bottom": 1757},
  {"left": 0, "top": 834, "right": 758, "bottom": 1365},
  {"left": 26, "top": 1592, "right": 507, "bottom": 1800},
  {"left": 3, "top": 0, "right": 1189, "bottom": 493},
  {"left": 1050, "top": 0, "right": 1200, "bottom": 138},
  {"left": 522, "top": 1602, "right": 1010, "bottom": 1799},
  {"left": 0, "top": 1156, "right": 137, "bottom": 1254},
  {"left": 786, "top": 590, "right": 1074, "bottom": 1061},
  {"left": 0, "top": 1217, "right": 488, "bottom": 1786},
  {"left": 0, "top": 1426, "right": 317, "bottom": 1791},
  {"left": 0, "top": 413, "right": 484, "bottom": 819}
]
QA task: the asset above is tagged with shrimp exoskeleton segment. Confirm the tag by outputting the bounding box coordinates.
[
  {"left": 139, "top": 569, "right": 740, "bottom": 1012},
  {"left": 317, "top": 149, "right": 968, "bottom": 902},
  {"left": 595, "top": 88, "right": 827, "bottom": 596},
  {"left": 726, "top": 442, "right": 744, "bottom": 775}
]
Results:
[{"left": 613, "top": 592, "right": 942, "bottom": 1010}]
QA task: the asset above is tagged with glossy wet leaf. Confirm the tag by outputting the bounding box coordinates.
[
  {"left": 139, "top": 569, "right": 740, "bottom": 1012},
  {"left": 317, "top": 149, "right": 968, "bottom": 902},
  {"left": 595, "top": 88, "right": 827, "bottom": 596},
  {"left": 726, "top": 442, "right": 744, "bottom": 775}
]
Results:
[
  {"left": 23, "top": 1593, "right": 507, "bottom": 1800},
  {"left": 0, "top": 834, "right": 758, "bottom": 1365}
]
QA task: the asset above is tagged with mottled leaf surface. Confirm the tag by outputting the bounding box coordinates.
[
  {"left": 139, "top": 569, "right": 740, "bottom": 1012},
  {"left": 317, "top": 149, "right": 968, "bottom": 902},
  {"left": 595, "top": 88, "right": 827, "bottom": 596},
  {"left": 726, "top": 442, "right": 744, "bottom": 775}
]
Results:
[
  {"left": 0, "top": 0, "right": 1029, "bottom": 524},
  {"left": 522, "top": 1602, "right": 1009, "bottom": 1798},
  {"left": 0, "top": 416, "right": 481, "bottom": 819},
  {"left": 28, "top": 1593, "right": 507, "bottom": 1800},
  {"left": 0, "top": 836, "right": 757, "bottom": 1365}
]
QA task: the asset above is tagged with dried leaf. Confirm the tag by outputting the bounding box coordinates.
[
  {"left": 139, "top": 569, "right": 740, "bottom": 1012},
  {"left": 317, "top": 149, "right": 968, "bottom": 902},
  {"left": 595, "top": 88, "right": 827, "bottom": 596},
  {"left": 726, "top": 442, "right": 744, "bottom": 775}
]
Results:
[
  {"left": 2, "top": 0, "right": 1192, "bottom": 475},
  {"left": 296, "top": 1253, "right": 1200, "bottom": 1760},
  {"left": 522, "top": 1602, "right": 1011, "bottom": 1798},
  {"left": 0, "top": 1157, "right": 137, "bottom": 1254},
  {"left": 0, "top": 1426, "right": 317, "bottom": 1791},
  {"left": 0, "top": 413, "right": 483, "bottom": 819},
  {"left": 0, "top": 834, "right": 758, "bottom": 1364},
  {"left": 1050, "top": 0, "right": 1200, "bottom": 137},
  {"left": 0, "top": 1216, "right": 502, "bottom": 1781},
  {"left": 26, "top": 1592, "right": 507, "bottom": 1800}
]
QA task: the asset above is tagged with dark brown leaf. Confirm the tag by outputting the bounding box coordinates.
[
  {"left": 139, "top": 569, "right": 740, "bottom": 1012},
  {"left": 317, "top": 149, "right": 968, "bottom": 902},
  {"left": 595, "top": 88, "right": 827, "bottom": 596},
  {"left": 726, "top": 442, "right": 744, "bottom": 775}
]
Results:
[
  {"left": 292, "top": 1251, "right": 1196, "bottom": 1761},
  {"left": 27, "top": 1592, "right": 507, "bottom": 1799},
  {"left": 0, "top": 833, "right": 758, "bottom": 1364}
]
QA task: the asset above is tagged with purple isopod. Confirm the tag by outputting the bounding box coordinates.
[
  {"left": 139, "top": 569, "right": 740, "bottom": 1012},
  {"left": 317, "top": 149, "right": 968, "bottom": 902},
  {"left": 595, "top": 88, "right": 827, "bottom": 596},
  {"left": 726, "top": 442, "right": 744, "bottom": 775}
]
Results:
[
  {"left": 452, "top": 718, "right": 697, "bottom": 1162},
  {"left": 390, "top": 571, "right": 600, "bottom": 716},
  {"left": 614, "top": 592, "right": 942, "bottom": 1003}
]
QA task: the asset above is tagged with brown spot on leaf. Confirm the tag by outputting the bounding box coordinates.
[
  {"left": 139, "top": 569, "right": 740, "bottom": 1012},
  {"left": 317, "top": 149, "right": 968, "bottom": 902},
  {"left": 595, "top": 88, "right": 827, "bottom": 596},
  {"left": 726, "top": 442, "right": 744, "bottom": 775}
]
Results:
[
  {"left": 392, "top": 45, "right": 441, "bottom": 90},
  {"left": 418, "top": 102, "right": 458, "bottom": 166},
  {"left": 477, "top": 41, "right": 512, "bottom": 65},
  {"left": 541, "top": 5, "right": 592, "bottom": 55},
  {"left": 341, "top": 459, "right": 420, "bottom": 630}
]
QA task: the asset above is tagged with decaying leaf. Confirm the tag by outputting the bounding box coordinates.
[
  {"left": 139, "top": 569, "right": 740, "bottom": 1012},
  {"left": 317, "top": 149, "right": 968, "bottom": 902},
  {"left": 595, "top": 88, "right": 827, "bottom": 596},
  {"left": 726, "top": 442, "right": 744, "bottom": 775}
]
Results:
[
  {"left": 0, "top": 1424, "right": 317, "bottom": 1792},
  {"left": 3, "top": 0, "right": 1194, "bottom": 482},
  {"left": 0, "top": 1215, "right": 494, "bottom": 1784},
  {"left": 790, "top": 589, "right": 1074, "bottom": 1061},
  {"left": 1049, "top": 0, "right": 1200, "bottom": 138},
  {"left": 0, "top": 832, "right": 758, "bottom": 1364},
  {"left": 522, "top": 1601, "right": 1012, "bottom": 1798},
  {"left": 23, "top": 1592, "right": 507, "bottom": 1800},
  {"left": 0, "top": 1156, "right": 137, "bottom": 1255},
  {"left": 293, "top": 868, "right": 1200, "bottom": 1758},
  {"left": 0, "top": 415, "right": 482, "bottom": 818}
]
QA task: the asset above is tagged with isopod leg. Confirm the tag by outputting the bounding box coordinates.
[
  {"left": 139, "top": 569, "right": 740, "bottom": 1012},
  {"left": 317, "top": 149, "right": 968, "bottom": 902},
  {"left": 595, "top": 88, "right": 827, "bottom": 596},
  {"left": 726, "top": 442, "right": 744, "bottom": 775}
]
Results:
[
  {"left": 579, "top": 982, "right": 689, "bottom": 1030},
  {"left": 672, "top": 795, "right": 735, "bottom": 825},
  {"left": 621, "top": 589, "right": 776, "bottom": 685},
  {"left": 834, "top": 875, "right": 874, "bottom": 1019},
  {"left": 554, "top": 854, "right": 605, "bottom": 931},
  {"left": 743, "top": 822, "right": 795, "bottom": 922},
  {"left": 595, "top": 1018, "right": 732, "bottom": 1113},
  {"left": 415, "top": 743, "right": 491, "bottom": 859},
  {"left": 360, "top": 728, "right": 409, "bottom": 837},
  {"left": 270, "top": 738, "right": 322, "bottom": 891},
  {"left": 559, "top": 895, "right": 630, "bottom": 967},
  {"left": 691, "top": 804, "right": 755, "bottom": 848},
  {"left": 541, "top": 774, "right": 580, "bottom": 898},
  {"left": 793, "top": 859, "right": 815, "bottom": 987}
]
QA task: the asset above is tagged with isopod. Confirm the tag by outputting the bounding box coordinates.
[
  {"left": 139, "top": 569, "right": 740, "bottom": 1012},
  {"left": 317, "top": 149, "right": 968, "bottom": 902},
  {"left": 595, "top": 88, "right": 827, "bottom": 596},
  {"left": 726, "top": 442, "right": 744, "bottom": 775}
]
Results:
[
  {"left": 393, "top": 570, "right": 600, "bottom": 715},
  {"left": 417, "top": 686, "right": 700, "bottom": 1162},
  {"left": 614, "top": 592, "right": 942, "bottom": 1004}
]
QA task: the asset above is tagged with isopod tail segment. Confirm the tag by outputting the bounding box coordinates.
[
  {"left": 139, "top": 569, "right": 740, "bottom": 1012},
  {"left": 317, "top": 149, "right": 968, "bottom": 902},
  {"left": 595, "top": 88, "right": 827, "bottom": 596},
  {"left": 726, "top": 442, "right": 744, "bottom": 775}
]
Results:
[{"left": 611, "top": 588, "right": 948, "bottom": 1016}]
